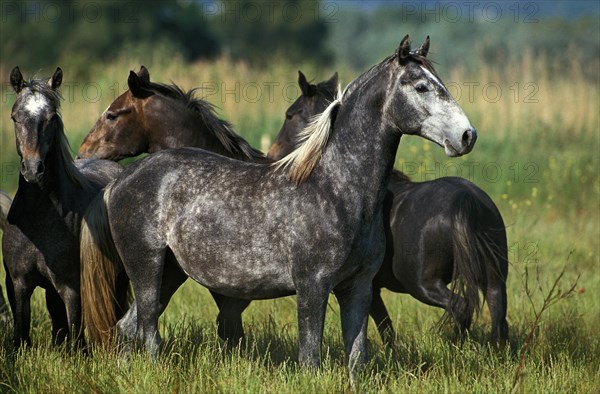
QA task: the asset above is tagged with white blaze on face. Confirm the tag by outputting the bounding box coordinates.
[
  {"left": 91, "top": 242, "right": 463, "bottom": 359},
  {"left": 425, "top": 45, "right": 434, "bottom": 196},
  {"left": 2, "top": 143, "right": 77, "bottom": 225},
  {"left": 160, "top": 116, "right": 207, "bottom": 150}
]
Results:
[{"left": 23, "top": 93, "right": 50, "bottom": 117}]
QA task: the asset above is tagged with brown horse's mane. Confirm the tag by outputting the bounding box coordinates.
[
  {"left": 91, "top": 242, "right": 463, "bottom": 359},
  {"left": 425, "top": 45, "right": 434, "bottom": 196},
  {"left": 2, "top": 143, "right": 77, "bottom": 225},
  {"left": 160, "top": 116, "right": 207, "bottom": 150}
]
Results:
[{"left": 144, "top": 81, "right": 265, "bottom": 162}]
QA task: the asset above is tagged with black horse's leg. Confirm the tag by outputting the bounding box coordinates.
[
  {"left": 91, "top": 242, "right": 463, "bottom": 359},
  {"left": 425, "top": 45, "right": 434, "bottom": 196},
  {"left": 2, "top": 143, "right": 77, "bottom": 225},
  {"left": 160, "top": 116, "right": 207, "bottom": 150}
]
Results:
[
  {"left": 485, "top": 277, "right": 508, "bottom": 346},
  {"left": 334, "top": 276, "right": 372, "bottom": 386},
  {"left": 296, "top": 282, "right": 330, "bottom": 369},
  {"left": 61, "top": 285, "right": 86, "bottom": 349},
  {"left": 7, "top": 276, "right": 34, "bottom": 348},
  {"left": 211, "top": 292, "right": 250, "bottom": 344},
  {"left": 45, "top": 287, "right": 69, "bottom": 346},
  {"left": 410, "top": 279, "right": 471, "bottom": 337},
  {"left": 369, "top": 288, "right": 396, "bottom": 345}
]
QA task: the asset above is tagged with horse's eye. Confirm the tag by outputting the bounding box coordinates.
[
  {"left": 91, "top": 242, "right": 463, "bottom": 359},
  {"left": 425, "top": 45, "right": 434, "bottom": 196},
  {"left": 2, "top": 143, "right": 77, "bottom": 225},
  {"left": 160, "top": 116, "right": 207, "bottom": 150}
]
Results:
[
  {"left": 285, "top": 113, "right": 293, "bottom": 120},
  {"left": 106, "top": 112, "right": 118, "bottom": 121},
  {"left": 415, "top": 84, "right": 429, "bottom": 93}
]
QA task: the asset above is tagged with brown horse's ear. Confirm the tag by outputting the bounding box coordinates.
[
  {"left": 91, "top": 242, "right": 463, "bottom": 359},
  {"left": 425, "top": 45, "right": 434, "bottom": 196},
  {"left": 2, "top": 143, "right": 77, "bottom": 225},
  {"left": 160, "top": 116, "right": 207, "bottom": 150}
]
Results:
[
  {"left": 138, "top": 65, "right": 150, "bottom": 84},
  {"left": 10, "top": 66, "right": 24, "bottom": 93},
  {"left": 128, "top": 70, "right": 153, "bottom": 98},
  {"left": 414, "top": 36, "right": 430, "bottom": 57},
  {"left": 397, "top": 34, "right": 411, "bottom": 62},
  {"left": 298, "top": 70, "right": 316, "bottom": 97},
  {"left": 49, "top": 67, "right": 63, "bottom": 90}
]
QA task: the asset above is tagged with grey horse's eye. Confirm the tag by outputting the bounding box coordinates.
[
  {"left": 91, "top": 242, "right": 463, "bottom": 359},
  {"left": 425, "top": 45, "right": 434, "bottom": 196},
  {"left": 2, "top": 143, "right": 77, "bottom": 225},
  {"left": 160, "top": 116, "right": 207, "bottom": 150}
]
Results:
[{"left": 415, "top": 83, "right": 430, "bottom": 93}]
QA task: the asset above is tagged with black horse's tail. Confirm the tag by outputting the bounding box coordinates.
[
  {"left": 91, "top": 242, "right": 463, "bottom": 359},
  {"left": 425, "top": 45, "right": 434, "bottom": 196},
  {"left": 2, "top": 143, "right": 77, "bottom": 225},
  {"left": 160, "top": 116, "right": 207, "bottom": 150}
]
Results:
[
  {"left": 446, "top": 190, "right": 506, "bottom": 332},
  {"left": 80, "top": 183, "right": 130, "bottom": 346}
]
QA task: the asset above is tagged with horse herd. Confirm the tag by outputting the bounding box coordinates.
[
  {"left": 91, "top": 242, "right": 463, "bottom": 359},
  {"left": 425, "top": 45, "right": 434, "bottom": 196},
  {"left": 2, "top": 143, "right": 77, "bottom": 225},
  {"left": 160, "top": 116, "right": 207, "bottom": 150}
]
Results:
[{"left": 1, "top": 36, "right": 508, "bottom": 381}]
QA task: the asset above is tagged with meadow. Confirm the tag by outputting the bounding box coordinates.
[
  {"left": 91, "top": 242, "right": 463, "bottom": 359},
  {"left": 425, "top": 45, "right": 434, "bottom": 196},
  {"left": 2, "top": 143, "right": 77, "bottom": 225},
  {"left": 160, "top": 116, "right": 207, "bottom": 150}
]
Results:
[{"left": 0, "top": 49, "right": 598, "bottom": 392}]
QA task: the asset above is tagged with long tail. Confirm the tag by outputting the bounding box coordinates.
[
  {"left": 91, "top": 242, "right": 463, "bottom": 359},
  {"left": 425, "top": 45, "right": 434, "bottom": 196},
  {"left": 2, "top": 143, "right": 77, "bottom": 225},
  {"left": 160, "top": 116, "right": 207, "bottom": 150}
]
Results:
[
  {"left": 445, "top": 190, "right": 506, "bottom": 330},
  {"left": 80, "top": 183, "right": 129, "bottom": 346}
]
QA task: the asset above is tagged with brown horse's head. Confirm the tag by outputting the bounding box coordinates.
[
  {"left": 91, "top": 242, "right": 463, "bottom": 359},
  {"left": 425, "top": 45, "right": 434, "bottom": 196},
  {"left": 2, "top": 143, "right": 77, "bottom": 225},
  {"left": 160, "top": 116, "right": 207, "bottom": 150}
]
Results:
[{"left": 78, "top": 66, "right": 157, "bottom": 160}]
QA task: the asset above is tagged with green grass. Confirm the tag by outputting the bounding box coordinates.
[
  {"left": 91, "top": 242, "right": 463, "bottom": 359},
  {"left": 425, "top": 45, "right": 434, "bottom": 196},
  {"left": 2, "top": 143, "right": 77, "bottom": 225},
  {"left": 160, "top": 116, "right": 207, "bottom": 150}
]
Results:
[{"left": 0, "top": 52, "right": 599, "bottom": 392}]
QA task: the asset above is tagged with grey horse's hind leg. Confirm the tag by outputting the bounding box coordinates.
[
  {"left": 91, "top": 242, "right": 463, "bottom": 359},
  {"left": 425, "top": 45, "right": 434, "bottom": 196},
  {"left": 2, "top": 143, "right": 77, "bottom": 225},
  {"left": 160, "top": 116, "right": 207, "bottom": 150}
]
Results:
[
  {"left": 127, "top": 252, "right": 166, "bottom": 357},
  {"left": 117, "top": 254, "right": 188, "bottom": 345}
]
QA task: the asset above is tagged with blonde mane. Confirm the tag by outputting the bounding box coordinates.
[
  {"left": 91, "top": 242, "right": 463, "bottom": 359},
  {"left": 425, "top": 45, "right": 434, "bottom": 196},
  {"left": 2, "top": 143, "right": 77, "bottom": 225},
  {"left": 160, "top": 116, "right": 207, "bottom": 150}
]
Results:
[{"left": 274, "top": 85, "right": 343, "bottom": 184}]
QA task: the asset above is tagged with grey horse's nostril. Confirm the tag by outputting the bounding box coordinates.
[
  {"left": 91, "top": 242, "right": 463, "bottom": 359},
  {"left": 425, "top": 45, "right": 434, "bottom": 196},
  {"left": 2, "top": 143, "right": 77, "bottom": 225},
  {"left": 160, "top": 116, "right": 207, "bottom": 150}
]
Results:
[
  {"left": 462, "top": 128, "right": 477, "bottom": 147},
  {"left": 37, "top": 161, "right": 45, "bottom": 175}
]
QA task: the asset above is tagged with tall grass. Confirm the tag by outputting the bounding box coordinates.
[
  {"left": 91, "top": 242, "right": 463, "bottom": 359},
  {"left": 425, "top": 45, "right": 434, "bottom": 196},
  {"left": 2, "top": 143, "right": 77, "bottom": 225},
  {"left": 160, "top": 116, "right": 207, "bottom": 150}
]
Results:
[{"left": 0, "top": 50, "right": 598, "bottom": 392}]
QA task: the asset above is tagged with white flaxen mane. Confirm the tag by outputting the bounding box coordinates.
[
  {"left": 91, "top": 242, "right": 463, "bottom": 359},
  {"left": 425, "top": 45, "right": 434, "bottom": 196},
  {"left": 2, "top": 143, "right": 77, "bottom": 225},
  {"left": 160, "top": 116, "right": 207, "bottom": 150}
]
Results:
[{"left": 274, "top": 85, "right": 343, "bottom": 184}]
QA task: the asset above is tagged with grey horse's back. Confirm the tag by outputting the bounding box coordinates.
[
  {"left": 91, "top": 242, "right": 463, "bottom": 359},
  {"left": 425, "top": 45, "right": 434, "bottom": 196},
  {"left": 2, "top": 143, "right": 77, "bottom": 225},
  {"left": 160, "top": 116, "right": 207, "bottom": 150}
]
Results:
[
  {"left": 74, "top": 159, "right": 123, "bottom": 187},
  {"left": 0, "top": 190, "right": 12, "bottom": 232}
]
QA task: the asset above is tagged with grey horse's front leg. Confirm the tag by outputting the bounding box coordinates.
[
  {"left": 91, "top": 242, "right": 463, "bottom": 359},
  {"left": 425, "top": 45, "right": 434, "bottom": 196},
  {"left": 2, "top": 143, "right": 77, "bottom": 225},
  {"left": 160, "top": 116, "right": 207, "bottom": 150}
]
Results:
[
  {"left": 295, "top": 283, "right": 330, "bottom": 368},
  {"left": 335, "top": 277, "right": 373, "bottom": 387}
]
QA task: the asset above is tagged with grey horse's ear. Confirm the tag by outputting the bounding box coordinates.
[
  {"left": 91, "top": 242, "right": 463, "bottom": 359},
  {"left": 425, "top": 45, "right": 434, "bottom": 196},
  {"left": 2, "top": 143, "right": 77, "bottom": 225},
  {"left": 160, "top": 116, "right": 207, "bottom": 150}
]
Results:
[
  {"left": 128, "top": 70, "right": 153, "bottom": 98},
  {"left": 49, "top": 67, "right": 63, "bottom": 90},
  {"left": 10, "top": 66, "right": 24, "bottom": 93},
  {"left": 397, "top": 34, "right": 411, "bottom": 62},
  {"left": 138, "top": 65, "right": 150, "bottom": 84},
  {"left": 414, "top": 36, "right": 430, "bottom": 57}
]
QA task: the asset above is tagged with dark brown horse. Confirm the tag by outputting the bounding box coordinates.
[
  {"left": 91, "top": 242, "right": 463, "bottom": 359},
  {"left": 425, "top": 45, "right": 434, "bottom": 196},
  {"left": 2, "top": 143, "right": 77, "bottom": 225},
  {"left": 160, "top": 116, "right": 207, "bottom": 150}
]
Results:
[
  {"left": 269, "top": 73, "right": 508, "bottom": 345},
  {"left": 3, "top": 67, "right": 124, "bottom": 348}
]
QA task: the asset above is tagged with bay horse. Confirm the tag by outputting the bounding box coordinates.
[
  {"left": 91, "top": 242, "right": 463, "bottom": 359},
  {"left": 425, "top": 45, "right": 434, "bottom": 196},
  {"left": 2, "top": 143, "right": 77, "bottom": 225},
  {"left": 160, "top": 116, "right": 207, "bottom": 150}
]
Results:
[
  {"left": 80, "top": 35, "right": 476, "bottom": 379},
  {"left": 268, "top": 74, "right": 509, "bottom": 345},
  {"left": 77, "top": 65, "right": 268, "bottom": 163},
  {"left": 3, "top": 67, "right": 124, "bottom": 348},
  {"left": 77, "top": 66, "right": 336, "bottom": 344},
  {"left": 77, "top": 67, "right": 337, "bottom": 344},
  {"left": 77, "top": 65, "right": 269, "bottom": 344}
]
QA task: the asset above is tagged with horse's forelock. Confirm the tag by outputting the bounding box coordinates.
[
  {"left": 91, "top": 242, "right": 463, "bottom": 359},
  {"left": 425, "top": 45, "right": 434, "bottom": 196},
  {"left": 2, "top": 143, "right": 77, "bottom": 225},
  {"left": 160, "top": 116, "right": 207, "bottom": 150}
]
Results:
[{"left": 21, "top": 79, "right": 62, "bottom": 110}]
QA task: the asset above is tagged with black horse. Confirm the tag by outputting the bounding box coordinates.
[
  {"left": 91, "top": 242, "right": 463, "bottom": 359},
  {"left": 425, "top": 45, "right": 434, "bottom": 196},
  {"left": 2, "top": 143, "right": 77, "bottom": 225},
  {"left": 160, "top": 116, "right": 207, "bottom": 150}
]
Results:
[
  {"left": 80, "top": 35, "right": 476, "bottom": 380},
  {"left": 268, "top": 72, "right": 508, "bottom": 345},
  {"left": 3, "top": 67, "right": 124, "bottom": 348}
]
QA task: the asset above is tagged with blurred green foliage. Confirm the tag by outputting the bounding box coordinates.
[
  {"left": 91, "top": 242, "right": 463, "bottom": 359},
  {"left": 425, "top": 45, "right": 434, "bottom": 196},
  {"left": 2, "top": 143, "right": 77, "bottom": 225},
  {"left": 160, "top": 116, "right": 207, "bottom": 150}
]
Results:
[{"left": 1, "top": 1, "right": 598, "bottom": 79}]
